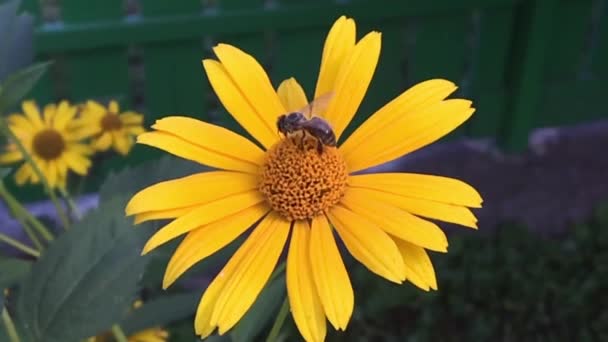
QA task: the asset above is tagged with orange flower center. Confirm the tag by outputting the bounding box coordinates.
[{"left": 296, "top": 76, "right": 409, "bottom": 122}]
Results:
[
  {"left": 101, "top": 112, "right": 123, "bottom": 131},
  {"left": 32, "top": 129, "right": 65, "bottom": 160},
  {"left": 259, "top": 135, "right": 348, "bottom": 221}
]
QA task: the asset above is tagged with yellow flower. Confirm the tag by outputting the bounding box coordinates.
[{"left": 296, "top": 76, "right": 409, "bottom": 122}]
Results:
[
  {"left": 76, "top": 100, "right": 145, "bottom": 155},
  {"left": 126, "top": 327, "right": 169, "bottom": 342},
  {"left": 0, "top": 100, "right": 93, "bottom": 189},
  {"left": 126, "top": 16, "right": 481, "bottom": 342}
]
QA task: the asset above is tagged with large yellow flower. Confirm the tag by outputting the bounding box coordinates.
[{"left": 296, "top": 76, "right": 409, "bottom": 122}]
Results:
[
  {"left": 126, "top": 16, "right": 481, "bottom": 342},
  {"left": 0, "top": 100, "right": 93, "bottom": 189},
  {"left": 75, "top": 100, "right": 145, "bottom": 155}
]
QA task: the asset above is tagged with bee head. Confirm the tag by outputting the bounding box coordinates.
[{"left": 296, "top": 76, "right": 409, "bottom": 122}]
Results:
[{"left": 277, "top": 112, "right": 304, "bottom": 134}]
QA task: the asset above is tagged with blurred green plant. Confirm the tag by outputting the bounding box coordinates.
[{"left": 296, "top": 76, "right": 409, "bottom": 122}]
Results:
[{"left": 315, "top": 203, "right": 608, "bottom": 342}]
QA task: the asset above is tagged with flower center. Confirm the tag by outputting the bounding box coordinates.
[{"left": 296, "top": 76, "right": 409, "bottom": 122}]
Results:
[
  {"left": 100, "top": 112, "right": 123, "bottom": 131},
  {"left": 259, "top": 135, "right": 349, "bottom": 221},
  {"left": 32, "top": 129, "right": 65, "bottom": 160}
]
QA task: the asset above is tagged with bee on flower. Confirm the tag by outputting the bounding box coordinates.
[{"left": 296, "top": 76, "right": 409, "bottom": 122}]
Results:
[
  {"left": 126, "top": 16, "right": 482, "bottom": 342},
  {"left": 0, "top": 100, "right": 93, "bottom": 189},
  {"left": 73, "top": 100, "right": 145, "bottom": 156}
]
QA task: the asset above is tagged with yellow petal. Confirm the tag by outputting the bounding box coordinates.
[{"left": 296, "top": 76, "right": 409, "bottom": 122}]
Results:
[
  {"left": 323, "top": 31, "right": 381, "bottom": 140},
  {"left": 395, "top": 240, "right": 438, "bottom": 291},
  {"left": 46, "top": 160, "right": 58, "bottom": 188},
  {"left": 341, "top": 189, "right": 448, "bottom": 252},
  {"left": 343, "top": 99, "right": 475, "bottom": 172},
  {"left": 347, "top": 187, "right": 478, "bottom": 229},
  {"left": 113, "top": 131, "right": 131, "bottom": 155},
  {"left": 277, "top": 78, "right": 308, "bottom": 113},
  {"left": 21, "top": 101, "right": 43, "bottom": 129},
  {"left": 327, "top": 205, "right": 405, "bottom": 283},
  {"left": 109, "top": 100, "right": 119, "bottom": 113},
  {"left": 163, "top": 203, "right": 270, "bottom": 289},
  {"left": 141, "top": 190, "right": 264, "bottom": 254},
  {"left": 63, "top": 151, "right": 91, "bottom": 175},
  {"left": 126, "top": 171, "right": 258, "bottom": 215},
  {"left": 0, "top": 150, "right": 23, "bottom": 164},
  {"left": 7, "top": 114, "right": 34, "bottom": 133},
  {"left": 14, "top": 163, "right": 32, "bottom": 185},
  {"left": 137, "top": 131, "right": 260, "bottom": 174},
  {"left": 309, "top": 215, "right": 353, "bottom": 330},
  {"left": 195, "top": 211, "right": 277, "bottom": 337},
  {"left": 126, "top": 125, "right": 145, "bottom": 135},
  {"left": 43, "top": 103, "right": 55, "bottom": 126},
  {"left": 134, "top": 206, "right": 196, "bottom": 225},
  {"left": 120, "top": 112, "right": 144, "bottom": 124},
  {"left": 93, "top": 132, "right": 112, "bottom": 151},
  {"left": 53, "top": 100, "right": 77, "bottom": 130},
  {"left": 211, "top": 212, "right": 289, "bottom": 334},
  {"left": 314, "top": 16, "right": 356, "bottom": 101},
  {"left": 287, "top": 220, "right": 327, "bottom": 342},
  {"left": 203, "top": 45, "right": 283, "bottom": 149},
  {"left": 85, "top": 100, "right": 106, "bottom": 114},
  {"left": 151, "top": 116, "right": 264, "bottom": 167},
  {"left": 69, "top": 143, "right": 94, "bottom": 155},
  {"left": 349, "top": 173, "right": 482, "bottom": 208},
  {"left": 340, "top": 79, "right": 457, "bottom": 155}
]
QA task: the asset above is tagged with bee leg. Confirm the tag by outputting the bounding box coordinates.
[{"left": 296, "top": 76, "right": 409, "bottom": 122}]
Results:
[
  {"left": 299, "top": 131, "right": 306, "bottom": 150},
  {"left": 316, "top": 139, "right": 324, "bottom": 154}
]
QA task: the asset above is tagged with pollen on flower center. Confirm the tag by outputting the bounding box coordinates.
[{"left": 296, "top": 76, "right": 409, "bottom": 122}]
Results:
[
  {"left": 259, "top": 135, "right": 349, "bottom": 221},
  {"left": 32, "top": 129, "right": 65, "bottom": 160},
  {"left": 101, "top": 112, "right": 123, "bottom": 131}
]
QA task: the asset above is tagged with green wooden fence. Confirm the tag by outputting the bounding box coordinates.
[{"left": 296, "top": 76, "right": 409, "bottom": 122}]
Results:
[{"left": 8, "top": 0, "right": 608, "bottom": 198}]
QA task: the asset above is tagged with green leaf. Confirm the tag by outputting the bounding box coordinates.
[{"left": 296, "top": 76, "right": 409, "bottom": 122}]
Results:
[
  {"left": 0, "top": 256, "right": 31, "bottom": 289},
  {"left": 230, "top": 274, "right": 287, "bottom": 342},
  {"left": 0, "top": 61, "right": 51, "bottom": 112},
  {"left": 15, "top": 196, "right": 150, "bottom": 342},
  {"left": 0, "top": 167, "right": 12, "bottom": 179},
  {"left": 121, "top": 291, "right": 201, "bottom": 335},
  {"left": 99, "top": 155, "right": 208, "bottom": 202}
]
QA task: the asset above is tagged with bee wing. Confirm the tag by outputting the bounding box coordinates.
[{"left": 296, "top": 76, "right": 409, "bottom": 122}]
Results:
[{"left": 297, "top": 92, "right": 334, "bottom": 119}]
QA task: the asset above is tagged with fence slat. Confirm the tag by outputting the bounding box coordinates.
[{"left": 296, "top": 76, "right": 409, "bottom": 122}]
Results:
[
  {"left": 468, "top": 8, "right": 514, "bottom": 138},
  {"left": 18, "top": 0, "right": 54, "bottom": 107},
  {"left": 545, "top": 0, "right": 593, "bottom": 81},
  {"left": 138, "top": 0, "right": 207, "bottom": 163},
  {"left": 592, "top": 0, "right": 608, "bottom": 76},
  {"left": 410, "top": 13, "right": 470, "bottom": 141},
  {"left": 61, "top": 0, "right": 129, "bottom": 105},
  {"left": 503, "top": 0, "right": 558, "bottom": 151}
]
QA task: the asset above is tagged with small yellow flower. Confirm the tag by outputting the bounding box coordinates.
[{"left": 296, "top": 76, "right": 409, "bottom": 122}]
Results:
[
  {"left": 126, "top": 16, "right": 481, "bottom": 342},
  {"left": 76, "top": 100, "right": 145, "bottom": 155},
  {"left": 88, "top": 300, "right": 169, "bottom": 342},
  {"left": 126, "top": 327, "right": 169, "bottom": 342},
  {"left": 0, "top": 100, "right": 93, "bottom": 189}
]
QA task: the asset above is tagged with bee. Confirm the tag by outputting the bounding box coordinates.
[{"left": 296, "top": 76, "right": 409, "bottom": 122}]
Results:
[{"left": 277, "top": 92, "right": 336, "bottom": 154}]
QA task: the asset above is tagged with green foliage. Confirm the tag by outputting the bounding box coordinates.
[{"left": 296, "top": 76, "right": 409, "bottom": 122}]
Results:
[
  {"left": 99, "top": 155, "right": 207, "bottom": 201},
  {"left": 332, "top": 204, "right": 608, "bottom": 341},
  {"left": 231, "top": 274, "right": 287, "bottom": 342},
  {"left": 15, "top": 196, "right": 149, "bottom": 342},
  {"left": 121, "top": 291, "right": 201, "bottom": 335},
  {"left": 0, "top": 61, "right": 51, "bottom": 113},
  {"left": 0, "top": 257, "right": 31, "bottom": 289}
]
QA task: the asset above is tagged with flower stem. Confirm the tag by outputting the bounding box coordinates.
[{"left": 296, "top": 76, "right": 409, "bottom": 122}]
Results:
[
  {"left": 266, "top": 296, "right": 290, "bottom": 342},
  {"left": 57, "top": 186, "right": 82, "bottom": 220},
  {"left": 0, "top": 181, "right": 54, "bottom": 242},
  {"left": 1, "top": 307, "right": 21, "bottom": 342},
  {"left": 0, "top": 118, "right": 70, "bottom": 229},
  {"left": 0, "top": 232, "right": 40, "bottom": 258},
  {"left": 19, "top": 218, "right": 43, "bottom": 251},
  {"left": 111, "top": 324, "right": 128, "bottom": 342}
]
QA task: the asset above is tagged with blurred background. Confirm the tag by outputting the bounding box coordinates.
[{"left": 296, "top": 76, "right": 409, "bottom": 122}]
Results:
[{"left": 1, "top": 0, "right": 608, "bottom": 340}]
